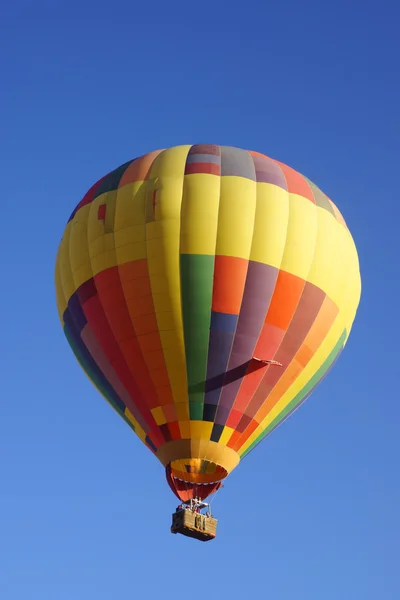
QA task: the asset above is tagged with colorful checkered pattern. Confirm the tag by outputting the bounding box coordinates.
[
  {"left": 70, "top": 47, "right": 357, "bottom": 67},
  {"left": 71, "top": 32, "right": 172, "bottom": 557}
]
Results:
[{"left": 55, "top": 144, "right": 361, "bottom": 500}]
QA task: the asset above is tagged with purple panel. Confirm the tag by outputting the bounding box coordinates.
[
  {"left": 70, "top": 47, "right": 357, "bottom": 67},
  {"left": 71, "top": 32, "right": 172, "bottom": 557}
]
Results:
[
  {"left": 220, "top": 146, "right": 256, "bottom": 180},
  {"left": 186, "top": 153, "right": 221, "bottom": 165},
  {"left": 204, "top": 313, "right": 238, "bottom": 407},
  {"left": 214, "top": 405, "right": 231, "bottom": 426},
  {"left": 251, "top": 155, "right": 288, "bottom": 190},
  {"left": 77, "top": 277, "right": 97, "bottom": 305},
  {"left": 65, "top": 292, "right": 87, "bottom": 333},
  {"left": 210, "top": 311, "right": 237, "bottom": 333},
  {"left": 216, "top": 262, "right": 279, "bottom": 411}
]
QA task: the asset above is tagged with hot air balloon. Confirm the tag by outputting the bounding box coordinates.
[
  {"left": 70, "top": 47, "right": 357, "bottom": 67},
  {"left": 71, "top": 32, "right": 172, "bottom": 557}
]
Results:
[{"left": 55, "top": 144, "right": 361, "bottom": 541}]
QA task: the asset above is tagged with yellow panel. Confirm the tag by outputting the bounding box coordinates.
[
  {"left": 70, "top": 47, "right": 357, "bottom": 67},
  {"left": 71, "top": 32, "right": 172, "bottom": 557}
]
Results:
[
  {"left": 69, "top": 221, "right": 94, "bottom": 292},
  {"left": 306, "top": 208, "right": 340, "bottom": 296},
  {"left": 54, "top": 258, "right": 67, "bottom": 321},
  {"left": 69, "top": 203, "right": 90, "bottom": 254},
  {"left": 175, "top": 403, "right": 190, "bottom": 420},
  {"left": 190, "top": 421, "right": 213, "bottom": 440},
  {"left": 89, "top": 237, "right": 105, "bottom": 259},
  {"left": 57, "top": 225, "right": 76, "bottom": 302},
  {"left": 250, "top": 183, "right": 290, "bottom": 267},
  {"left": 115, "top": 241, "right": 147, "bottom": 264},
  {"left": 73, "top": 262, "right": 94, "bottom": 290},
  {"left": 114, "top": 182, "right": 147, "bottom": 229},
  {"left": 343, "top": 252, "right": 361, "bottom": 335},
  {"left": 151, "top": 406, "right": 167, "bottom": 426},
  {"left": 124, "top": 408, "right": 147, "bottom": 442},
  {"left": 149, "top": 144, "right": 192, "bottom": 181},
  {"left": 90, "top": 250, "right": 117, "bottom": 277},
  {"left": 180, "top": 173, "right": 221, "bottom": 255},
  {"left": 280, "top": 194, "right": 318, "bottom": 280},
  {"left": 114, "top": 225, "right": 145, "bottom": 247},
  {"left": 155, "top": 311, "right": 175, "bottom": 331},
  {"left": 219, "top": 426, "right": 234, "bottom": 445},
  {"left": 215, "top": 176, "right": 257, "bottom": 258},
  {"left": 307, "top": 208, "right": 359, "bottom": 309},
  {"left": 145, "top": 146, "right": 191, "bottom": 408},
  {"left": 87, "top": 192, "right": 114, "bottom": 244},
  {"left": 178, "top": 420, "right": 191, "bottom": 438}
]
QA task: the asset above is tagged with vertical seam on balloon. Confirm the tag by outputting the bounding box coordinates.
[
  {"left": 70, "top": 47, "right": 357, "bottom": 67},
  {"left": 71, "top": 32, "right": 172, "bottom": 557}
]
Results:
[
  {"left": 220, "top": 153, "right": 271, "bottom": 427},
  {"left": 82, "top": 172, "right": 161, "bottom": 445},
  {"left": 115, "top": 160, "right": 168, "bottom": 413},
  {"left": 211, "top": 154, "right": 258, "bottom": 432},
  {"left": 147, "top": 146, "right": 191, "bottom": 443},
  {"left": 233, "top": 168, "right": 318, "bottom": 450},
  {"left": 179, "top": 146, "right": 194, "bottom": 443},
  {"left": 84, "top": 186, "right": 136, "bottom": 418},
  {"left": 222, "top": 158, "right": 291, "bottom": 439},
  {"left": 201, "top": 145, "right": 223, "bottom": 467}
]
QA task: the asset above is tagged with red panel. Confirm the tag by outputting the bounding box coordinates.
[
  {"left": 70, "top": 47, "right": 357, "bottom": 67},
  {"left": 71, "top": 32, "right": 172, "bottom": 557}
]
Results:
[
  {"left": 81, "top": 271, "right": 164, "bottom": 443},
  {"left": 167, "top": 422, "right": 182, "bottom": 441},
  {"left": 94, "top": 267, "right": 160, "bottom": 410},
  {"left": 255, "top": 323, "right": 286, "bottom": 361},
  {"left": 94, "top": 269, "right": 136, "bottom": 342},
  {"left": 163, "top": 403, "right": 177, "bottom": 422},
  {"left": 166, "top": 466, "right": 222, "bottom": 502},
  {"left": 97, "top": 204, "right": 106, "bottom": 221},
  {"left": 226, "top": 409, "right": 243, "bottom": 429}
]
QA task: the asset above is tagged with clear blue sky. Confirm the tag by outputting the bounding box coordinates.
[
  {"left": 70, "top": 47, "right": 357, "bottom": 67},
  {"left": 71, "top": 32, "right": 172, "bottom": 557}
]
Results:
[{"left": 1, "top": 1, "right": 399, "bottom": 598}]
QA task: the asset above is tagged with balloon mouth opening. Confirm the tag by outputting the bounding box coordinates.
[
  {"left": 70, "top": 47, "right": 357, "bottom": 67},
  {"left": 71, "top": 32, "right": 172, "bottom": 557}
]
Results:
[
  {"left": 166, "top": 459, "right": 228, "bottom": 502},
  {"left": 169, "top": 458, "right": 228, "bottom": 485}
]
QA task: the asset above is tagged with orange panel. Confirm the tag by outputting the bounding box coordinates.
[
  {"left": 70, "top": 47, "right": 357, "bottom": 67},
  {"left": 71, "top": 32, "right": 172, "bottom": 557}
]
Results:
[
  {"left": 212, "top": 256, "right": 248, "bottom": 314},
  {"left": 119, "top": 259, "right": 148, "bottom": 281},
  {"left": 131, "top": 312, "right": 159, "bottom": 336},
  {"left": 265, "top": 270, "right": 305, "bottom": 330},
  {"left": 119, "top": 150, "right": 163, "bottom": 186}
]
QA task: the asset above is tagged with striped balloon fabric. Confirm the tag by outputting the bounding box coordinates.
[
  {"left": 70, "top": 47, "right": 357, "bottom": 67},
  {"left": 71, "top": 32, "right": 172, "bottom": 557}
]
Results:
[{"left": 55, "top": 145, "right": 361, "bottom": 501}]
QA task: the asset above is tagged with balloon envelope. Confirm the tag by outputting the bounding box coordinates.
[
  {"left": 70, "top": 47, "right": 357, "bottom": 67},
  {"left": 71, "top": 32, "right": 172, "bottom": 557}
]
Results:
[{"left": 55, "top": 144, "right": 361, "bottom": 501}]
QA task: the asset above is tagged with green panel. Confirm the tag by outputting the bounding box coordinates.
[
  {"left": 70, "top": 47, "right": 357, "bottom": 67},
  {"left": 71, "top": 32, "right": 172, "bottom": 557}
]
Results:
[
  {"left": 241, "top": 329, "right": 347, "bottom": 458},
  {"left": 180, "top": 253, "right": 215, "bottom": 418},
  {"left": 189, "top": 402, "right": 204, "bottom": 420}
]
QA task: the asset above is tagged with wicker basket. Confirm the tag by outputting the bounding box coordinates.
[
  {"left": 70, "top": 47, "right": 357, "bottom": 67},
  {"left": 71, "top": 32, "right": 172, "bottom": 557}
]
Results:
[{"left": 171, "top": 509, "right": 218, "bottom": 542}]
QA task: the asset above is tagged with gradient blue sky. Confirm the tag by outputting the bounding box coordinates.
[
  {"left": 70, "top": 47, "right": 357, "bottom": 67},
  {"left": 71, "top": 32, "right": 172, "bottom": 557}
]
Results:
[{"left": 1, "top": 1, "right": 399, "bottom": 598}]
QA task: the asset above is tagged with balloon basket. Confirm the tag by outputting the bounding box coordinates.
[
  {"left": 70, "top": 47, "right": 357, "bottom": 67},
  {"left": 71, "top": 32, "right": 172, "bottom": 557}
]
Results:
[{"left": 171, "top": 509, "right": 217, "bottom": 542}]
